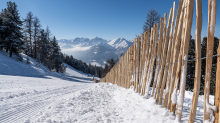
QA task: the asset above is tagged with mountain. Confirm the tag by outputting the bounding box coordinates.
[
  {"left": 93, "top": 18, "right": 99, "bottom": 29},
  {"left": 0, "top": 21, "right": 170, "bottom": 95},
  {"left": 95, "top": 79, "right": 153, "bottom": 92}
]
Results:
[{"left": 58, "top": 37, "right": 133, "bottom": 67}]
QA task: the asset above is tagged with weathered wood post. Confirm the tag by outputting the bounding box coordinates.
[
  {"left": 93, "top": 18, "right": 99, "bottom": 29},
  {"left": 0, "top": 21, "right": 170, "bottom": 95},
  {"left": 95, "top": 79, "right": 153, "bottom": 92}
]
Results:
[
  {"left": 170, "top": 0, "right": 187, "bottom": 113},
  {"left": 128, "top": 47, "right": 131, "bottom": 88},
  {"left": 214, "top": 39, "right": 220, "bottom": 123},
  {"left": 133, "top": 39, "right": 137, "bottom": 91},
  {"left": 153, "top": 17, "right": 164, "bottom": 98},
  {"left": 188, "top": 0, "right": 202, "bottom": 122},
  {"left": 145, "top": 23, "right": 158, "bottom": 98},
  {"left": 151, "top": 21, "right": 162, "bottom": 97},
  {"left": 136, "top": 36, "right": 140, "bottom": 93},
  {"left": 175, "top": 0, "right": 194, "bottom": 121},
  {"left": 142, "top": 27, "right": 154, "bottom": 96},
  {"left": 141, "top": 30, "right": 150, "bottom": 95},
  {"left": 139, "top": 34, "right": 144, "bottom": 93},
  {"left": 204, "top": 0, "right": 217, "bottom": 122},
  {"left": 167, "top": 0, "right": 184, "bottom": 110},
  {"left": 155, "top": 13, "right": 167, "bottom": 102},
  {"left": 158, "top": 7, "right": 173, "bottom": 105},
  {"left": 162, "top": 1, "right": 176, "bottom": 108}
]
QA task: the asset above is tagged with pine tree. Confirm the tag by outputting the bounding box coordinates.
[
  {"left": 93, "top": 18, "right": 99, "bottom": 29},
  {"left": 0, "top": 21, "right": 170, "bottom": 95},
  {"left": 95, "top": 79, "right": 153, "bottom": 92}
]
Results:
[
  {"left": 23, "top": 11, "right": 34, "bottom": 57},
  {"left": 186, "top": 36, "right": 195, "bottom": 91},
  {"left": 51, "top": 36, "right": 62, "bottom": 72},
  {"left": 0, "top": 1, "right": 24, "bottom": 57},
  {"left": 27, "top": 56, "right": 30, "bottom": 64},
  {"left": 33, "top": 16, "right": 41, "bottom": 59},
  {"left": 0, "top": 18, "right": 3, "bottom": 49},
  {"left": 39, "top": 29, "right": 51, "bottom": 69}
]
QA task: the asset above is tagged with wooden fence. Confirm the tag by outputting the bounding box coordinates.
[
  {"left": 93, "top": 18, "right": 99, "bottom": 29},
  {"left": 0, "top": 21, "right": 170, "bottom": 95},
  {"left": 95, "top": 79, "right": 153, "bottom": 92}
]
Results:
[{"left": 100, "top": 0, "right": 219, "bottom": 122}]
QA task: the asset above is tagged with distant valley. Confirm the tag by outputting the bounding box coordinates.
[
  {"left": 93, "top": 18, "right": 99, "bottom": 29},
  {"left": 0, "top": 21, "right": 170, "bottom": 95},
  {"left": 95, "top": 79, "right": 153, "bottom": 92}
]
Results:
[{"left": 58, "top": 37, "right": 133, "bottom": 67}]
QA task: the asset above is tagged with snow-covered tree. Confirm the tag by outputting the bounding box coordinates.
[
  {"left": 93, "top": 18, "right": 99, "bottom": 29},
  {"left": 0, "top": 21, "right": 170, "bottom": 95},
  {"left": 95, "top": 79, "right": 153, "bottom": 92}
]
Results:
[{"left": 0, "top": 1, "right": 24, "bottom": 57}]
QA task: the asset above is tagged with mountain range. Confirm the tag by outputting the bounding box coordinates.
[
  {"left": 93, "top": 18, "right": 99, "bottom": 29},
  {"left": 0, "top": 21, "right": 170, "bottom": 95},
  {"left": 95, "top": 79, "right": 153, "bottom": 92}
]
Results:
[{"left": 58, "top": 37, "right": 133, "bottom": 67}]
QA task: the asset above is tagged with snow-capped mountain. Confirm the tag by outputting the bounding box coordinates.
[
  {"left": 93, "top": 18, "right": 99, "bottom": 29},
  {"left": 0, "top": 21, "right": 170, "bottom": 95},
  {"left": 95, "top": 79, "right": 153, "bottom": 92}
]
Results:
[{"left": 58, "top": 37, "right": 133, "bottom": 67}]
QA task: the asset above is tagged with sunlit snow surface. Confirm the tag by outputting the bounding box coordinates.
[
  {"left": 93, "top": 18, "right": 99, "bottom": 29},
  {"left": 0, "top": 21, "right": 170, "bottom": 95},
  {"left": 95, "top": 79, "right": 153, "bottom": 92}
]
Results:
[{"left": 0, "top": 50, "right": 215, "bottom": 123}]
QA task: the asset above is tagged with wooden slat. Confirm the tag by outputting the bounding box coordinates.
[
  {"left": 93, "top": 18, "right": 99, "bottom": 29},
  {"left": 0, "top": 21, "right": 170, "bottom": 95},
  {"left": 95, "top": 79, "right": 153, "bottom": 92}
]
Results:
[
  {"left": 150, "top": 21, "right": 161, "bottom": 97},
  {"left": 167, "top": 0, "right": 184, "bottom": 110},
  {"left": 188, "top": 0, "right": 202, "bottom": 122},
  {"left": 139, "top": 34, "right": 144, "bottom": 92},
  {"left": 176, "top": 0, "right": 194, "bottom": 121},
  {"left": 158, "top": 7, "right": 173, "bottom": 105},
  {"left": 162, "top": 1, "right": 176, "bottom": 108},
  {"left": 156, "top": 13, "right": 167, "bottom": 102},
  {"left": 142, "top": 28, "right": 154, "bottom": 95},
  {"left": 141, "top": 30, "right": 150, "bottom": 95},
  {"left": 144, "top": 25, "right": 156, "bottom": 97},
  {"left": 145, "top": 23, "right": 159, "bottom": 97},
  {"left": 153, "top": 18, "right": 164, "bottom": 98},
  {"left": 170, "top": 0, "right": 187, "bottom": 113},
  {"left": 204, "top": 0, "right": 217, "bottom": 121},
  {"left": 214, "top": 39, "right": 220, "bottom": 123},
  {"left": 137, "top": 36, "right": 141, "bottom": 93},
  {"left": 151, "top": 18, "right": 164, "bottom": 98},
  {"left": 133, "top": 39, "right": 137, "bottom": 90}
]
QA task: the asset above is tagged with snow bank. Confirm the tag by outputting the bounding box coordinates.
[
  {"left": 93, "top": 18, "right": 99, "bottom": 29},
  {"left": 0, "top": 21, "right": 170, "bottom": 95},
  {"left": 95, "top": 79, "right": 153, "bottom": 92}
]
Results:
[{"left": 30, "top": 83, "right": 176, "bottom": 123}]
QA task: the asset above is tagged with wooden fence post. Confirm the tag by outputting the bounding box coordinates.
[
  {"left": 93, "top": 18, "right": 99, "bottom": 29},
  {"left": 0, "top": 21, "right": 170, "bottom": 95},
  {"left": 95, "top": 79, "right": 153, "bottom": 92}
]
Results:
[
  {"left": 204, "top": 0, "right": 217, "bottom": 122},
  {"left": 132, "top": 40, "right": 136, "bottom": 90},
  {"left": 156, "top": 13, "right": 167, "bottom": 102},
  {"left": 145, "top": 23, "right": 159, "bottom": 97},
  {"left": 170, "top": 0, "right": 187, "bottom": 113},
  {"left": 151, "top": 21, "right": 162, "bottom": 97},
  {"left": 128, "top": 47, "right": 131, "bottom": 88},
  {"left": 137, "top": 36, "right": 141, "bottom": 93},
  {"left": 158, "top": 7, "right": 173, "bottom": 105},
  {"left": 214, "top": 39, "right": 220, "bottom": 123},
  {"left": 126, "top": 50, "right": 129, "bottom": 88},
  {"left": 162, "top": 1, "right": 176, "bottom": 108},
  {"left": 188, "top": 0, "right": 202, "bottom": 122},
  {"left": 153, "top": 17, "right": 164, "bottom": 98},
  {"left": 167, "top": 0, "right": 184, "bottom": 110},
  {"left": 141, "top": 30, "right": 150, "bottom": 95},
  {"left": 142, "top": 27, "right": 154, "bottom": 96},
  {"left": 130, "top": 46, "right": 134, "bottom": 87},
  {"left": 166, "top": 0, "right": 183, "bottom": 109},
  {"left": 139, "top": 34, "right": 144, "bottom": 93},
  {"left": 175, "top": 0, "right": 194, "bottom": 121}
]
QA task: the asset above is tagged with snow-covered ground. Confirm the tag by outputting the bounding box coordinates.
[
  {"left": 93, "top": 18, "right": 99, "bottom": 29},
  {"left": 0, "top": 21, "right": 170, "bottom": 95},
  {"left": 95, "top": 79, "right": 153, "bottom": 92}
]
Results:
[{"left": 0, "top": 50, "right": 215, "bottom": 123}]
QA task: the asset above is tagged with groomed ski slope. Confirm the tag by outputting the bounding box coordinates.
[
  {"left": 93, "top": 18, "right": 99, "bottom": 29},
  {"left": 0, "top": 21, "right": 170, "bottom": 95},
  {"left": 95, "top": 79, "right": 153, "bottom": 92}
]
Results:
[{"left": 0, "top": 50, "right": 215, "bottom": 123}]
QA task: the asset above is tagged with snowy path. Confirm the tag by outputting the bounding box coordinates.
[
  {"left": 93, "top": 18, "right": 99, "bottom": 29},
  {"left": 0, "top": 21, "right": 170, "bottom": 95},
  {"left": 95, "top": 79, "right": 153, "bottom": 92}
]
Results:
[{"left": 0, "top": 75, "right": 96, "bottom": 123}]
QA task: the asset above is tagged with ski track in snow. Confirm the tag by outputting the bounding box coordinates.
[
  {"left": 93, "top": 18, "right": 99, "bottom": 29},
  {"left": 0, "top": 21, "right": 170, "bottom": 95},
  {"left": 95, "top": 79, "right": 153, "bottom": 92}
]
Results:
[
  {"left": 0, "top": 51, "right": 96, "bottom": 123},
  {"left": 0, "top": 75, "right": 95, "bottom": 123}
]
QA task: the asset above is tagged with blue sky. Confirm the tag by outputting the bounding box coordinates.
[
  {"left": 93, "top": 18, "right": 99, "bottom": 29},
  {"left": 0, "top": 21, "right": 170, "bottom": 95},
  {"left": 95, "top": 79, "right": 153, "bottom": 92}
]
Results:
[{"left": 0, "top": 0, "right": 219, "bottom": 40}]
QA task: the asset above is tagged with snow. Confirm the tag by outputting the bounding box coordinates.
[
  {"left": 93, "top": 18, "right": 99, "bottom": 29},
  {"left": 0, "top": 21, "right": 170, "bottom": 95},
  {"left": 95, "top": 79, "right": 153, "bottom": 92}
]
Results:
[
  {"left": 0, "top": 50, "right": 216, "bottom": 123},
  {"left": 29, "top": 83, "right": 177, "bottom": 123},
  {"left": 176, "top": 55, "right": 188, "bottom": 122},
  {"left": 171, "top": 87, "right": 178, "bottom": 104}
]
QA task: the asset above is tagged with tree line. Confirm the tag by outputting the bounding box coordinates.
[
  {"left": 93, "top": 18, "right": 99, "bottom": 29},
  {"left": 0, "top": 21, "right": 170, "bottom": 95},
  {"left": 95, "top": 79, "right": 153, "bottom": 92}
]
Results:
[
  {"left": 0, "top": 1, "right": 103, "bottom": 76},
  {"left": 62, "top": 53, "right": 103, "bottom": 77}
]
